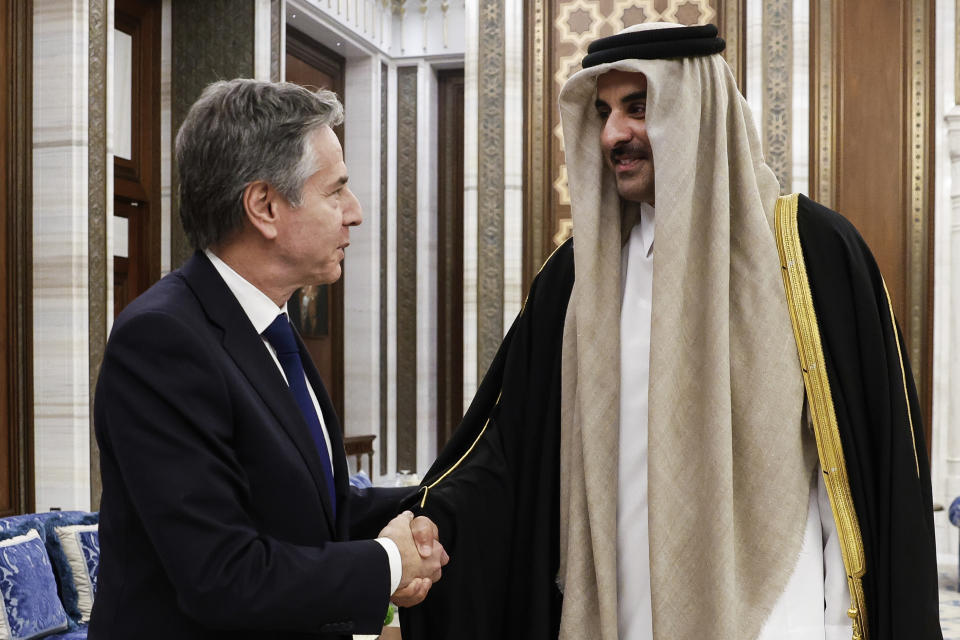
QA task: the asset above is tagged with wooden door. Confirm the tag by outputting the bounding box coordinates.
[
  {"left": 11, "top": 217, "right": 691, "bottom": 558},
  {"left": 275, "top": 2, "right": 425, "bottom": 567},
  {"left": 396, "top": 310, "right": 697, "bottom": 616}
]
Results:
[
  {"left": 285, "top": 27, "right": 346, "bottom": 423},
  {"left": 0, "top": 0, "right": 33, "bottom": 515},
  {"left": 113, "top": 0, "right": 161, "bottom": 316},
  {"left": 815, "top": 0, "right": 935, "bottom": 445},
  {"left": 437, "top": 69, "right": 465, "bottom": 449}
]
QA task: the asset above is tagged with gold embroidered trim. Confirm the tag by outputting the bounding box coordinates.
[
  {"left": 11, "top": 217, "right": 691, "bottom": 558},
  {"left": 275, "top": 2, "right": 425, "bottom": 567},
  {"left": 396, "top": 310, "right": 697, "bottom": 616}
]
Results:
[
  {"left": 419, "top": 410, "right": 495, "bottom": 509},
  {"left": 880, "top": 280, "right": 920, "bottom": 478},
  {"left": 774, "top": 193, "right": 869, "bottom": 640}
]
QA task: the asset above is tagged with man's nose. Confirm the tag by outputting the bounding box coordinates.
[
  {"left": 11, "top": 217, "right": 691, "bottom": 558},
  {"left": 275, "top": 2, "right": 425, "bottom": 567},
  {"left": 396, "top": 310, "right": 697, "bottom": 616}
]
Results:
[
  {"left": 343, "top": 188, "right": 363, "bottom": 227},
  {"left": 601, "top": 112, "right": 633, "bottom": 148}
]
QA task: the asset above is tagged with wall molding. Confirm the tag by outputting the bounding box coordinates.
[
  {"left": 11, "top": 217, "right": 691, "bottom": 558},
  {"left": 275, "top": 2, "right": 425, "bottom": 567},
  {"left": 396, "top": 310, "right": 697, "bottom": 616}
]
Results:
[
  {"left": 88, "top": 0, "right": 109, "bottom": 510},
  {"left": 395, "top": 65, "right": 418, "bottom": 471},
  {"left": 761, "top": 0, "right": 791, "bottom": 192},
  {"left": 379, "top": 61, "right": 389, "bottom": 475},
  {"left": 908, "top": 0, "right": 934, "bottom": 425},
  {"left": 476, "top": 0, "right": 505, "bottom": 379}
]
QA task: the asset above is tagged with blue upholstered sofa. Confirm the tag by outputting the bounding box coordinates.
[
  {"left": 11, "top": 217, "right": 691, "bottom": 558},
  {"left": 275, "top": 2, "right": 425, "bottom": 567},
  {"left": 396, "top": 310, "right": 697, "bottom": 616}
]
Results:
[
  {"left": 0, "top": 476, "right": 385, "bottom": 639},
  {"left": 0, "top": 510, "right": 99, "bottom": 640}
]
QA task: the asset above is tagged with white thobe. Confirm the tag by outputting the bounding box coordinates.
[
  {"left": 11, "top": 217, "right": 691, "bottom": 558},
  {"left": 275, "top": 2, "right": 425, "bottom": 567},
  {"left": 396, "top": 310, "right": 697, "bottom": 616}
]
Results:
[{"left": 617, "top": 205, "right": 852, "bottom": 640}]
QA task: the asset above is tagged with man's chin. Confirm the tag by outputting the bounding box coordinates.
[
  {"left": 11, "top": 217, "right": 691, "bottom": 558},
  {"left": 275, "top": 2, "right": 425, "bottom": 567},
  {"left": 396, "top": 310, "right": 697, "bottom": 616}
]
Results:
[{"left": 615, "top": 181, "right": 654, "bottom": 204}]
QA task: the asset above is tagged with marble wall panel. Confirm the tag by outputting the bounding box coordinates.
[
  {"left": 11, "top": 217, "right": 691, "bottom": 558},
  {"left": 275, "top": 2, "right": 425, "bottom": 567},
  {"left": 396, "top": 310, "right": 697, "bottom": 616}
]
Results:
[
  {"left": 791, "top": 0, "right": 809, "bottom": 196},
  {"left": 343, "top": 57, "right": 382, "bottom": 446},
  {"left": 461, "top": 0, "right": 479, "bottom": 412},
  {"left": 932, "top": 0, "right": 958, "bottom": 553},
  {"left": 415, "top": 63, "right": 438, "bottom": 475},
  {"left": 502, "top": 0, "right": 522, "bottom": 326},
  {"left": 33, "top": 0, "right": 92, "bottom": 511},
  {"left": 386, "top": 62, "right": 399, "bottom": 479}
]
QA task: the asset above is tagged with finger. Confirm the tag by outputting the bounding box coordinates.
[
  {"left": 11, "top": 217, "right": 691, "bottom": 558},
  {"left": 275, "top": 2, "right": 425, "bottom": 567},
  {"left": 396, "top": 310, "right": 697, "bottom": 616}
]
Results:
[
  {"left": 410, "top": 517, "right": 435, "bottom": 557},
  {"left": 392, "top": 578, "right": 431, "bottom": 608},
  {"left": 413, "top": 515, "right": 439, "bottom": 538},
  {"left": 429, "top": 540, "right": 450, "bottom": 567}
]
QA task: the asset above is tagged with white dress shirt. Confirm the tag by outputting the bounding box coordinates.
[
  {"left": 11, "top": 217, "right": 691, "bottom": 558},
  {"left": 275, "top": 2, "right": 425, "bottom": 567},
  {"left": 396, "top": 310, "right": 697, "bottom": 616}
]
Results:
[
  {"left": 616, "top": 208, "right": 851, "bottom": 640},
  {"left": 204, "top": 250, "right": 401, "bottom": 596}
]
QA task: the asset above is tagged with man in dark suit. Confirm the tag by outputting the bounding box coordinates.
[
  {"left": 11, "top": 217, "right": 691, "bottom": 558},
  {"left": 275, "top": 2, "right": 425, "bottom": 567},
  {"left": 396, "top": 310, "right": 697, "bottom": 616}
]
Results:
[{"left": 89, "top": 79, "right": 447, "bottom": 639}]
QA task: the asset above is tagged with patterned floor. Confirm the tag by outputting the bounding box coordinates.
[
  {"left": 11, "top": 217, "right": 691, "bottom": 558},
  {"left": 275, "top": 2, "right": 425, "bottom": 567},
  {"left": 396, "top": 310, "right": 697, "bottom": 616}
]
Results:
[{"left": 940, "top": 556, "right": 960, "bottom": 638}]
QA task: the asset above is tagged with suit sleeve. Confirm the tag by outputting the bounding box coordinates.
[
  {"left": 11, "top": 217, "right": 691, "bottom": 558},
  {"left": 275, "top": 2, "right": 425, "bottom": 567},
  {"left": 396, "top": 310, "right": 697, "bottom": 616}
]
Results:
[
  {"left": 346, "top": 486, "right": 413, "bottom": 541},
  {"left": 95, "top": 308, "right": 391, "bottom": 635}
]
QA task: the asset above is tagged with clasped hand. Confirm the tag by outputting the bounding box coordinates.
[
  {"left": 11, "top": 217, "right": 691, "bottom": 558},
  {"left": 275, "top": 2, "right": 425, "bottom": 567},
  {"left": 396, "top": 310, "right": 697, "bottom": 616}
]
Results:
[{"left": 379, "top": 510, "right": 449, "bottom": 607}]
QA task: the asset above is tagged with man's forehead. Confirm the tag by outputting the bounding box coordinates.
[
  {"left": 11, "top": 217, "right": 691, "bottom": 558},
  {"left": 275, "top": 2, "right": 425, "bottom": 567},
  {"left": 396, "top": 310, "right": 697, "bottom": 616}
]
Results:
[{"left": 596, "top": 70, "right": 648, "bottom": 95}]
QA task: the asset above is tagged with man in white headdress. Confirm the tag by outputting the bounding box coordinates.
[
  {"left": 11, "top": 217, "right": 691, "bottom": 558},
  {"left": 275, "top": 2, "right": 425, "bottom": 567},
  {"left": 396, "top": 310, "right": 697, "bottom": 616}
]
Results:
[{"left": 400, "top": 22, "right": 941, "bottom": 640}]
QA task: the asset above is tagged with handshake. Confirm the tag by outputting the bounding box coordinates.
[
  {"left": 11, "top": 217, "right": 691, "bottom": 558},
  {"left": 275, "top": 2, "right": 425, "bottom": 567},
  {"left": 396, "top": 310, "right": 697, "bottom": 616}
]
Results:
[{"left": 379, "top": 511, "right": 450, "bottom": 607}]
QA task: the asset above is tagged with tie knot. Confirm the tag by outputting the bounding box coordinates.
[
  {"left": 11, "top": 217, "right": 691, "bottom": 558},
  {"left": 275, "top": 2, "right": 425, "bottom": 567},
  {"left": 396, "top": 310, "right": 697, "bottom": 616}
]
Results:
[{"left": 262, "top": 314, "right": 299, "bottom": 356}]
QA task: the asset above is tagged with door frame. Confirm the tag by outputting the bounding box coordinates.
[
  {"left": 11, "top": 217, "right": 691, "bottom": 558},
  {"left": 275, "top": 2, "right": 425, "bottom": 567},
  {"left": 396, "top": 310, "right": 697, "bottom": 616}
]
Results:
[{"left": 1, "top": 0, "right": 35, "bottom": 515}]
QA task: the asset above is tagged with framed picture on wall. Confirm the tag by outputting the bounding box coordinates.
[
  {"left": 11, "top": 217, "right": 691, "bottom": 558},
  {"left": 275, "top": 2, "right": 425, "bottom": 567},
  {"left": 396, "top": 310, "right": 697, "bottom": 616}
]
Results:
[{"left": 288, "top": 284, "right": 329, "bottom": 338}]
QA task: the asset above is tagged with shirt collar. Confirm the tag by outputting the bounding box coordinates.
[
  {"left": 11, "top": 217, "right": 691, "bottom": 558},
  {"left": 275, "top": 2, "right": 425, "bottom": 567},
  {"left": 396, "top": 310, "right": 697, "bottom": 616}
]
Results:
[
  {"left": 204, "top": 249, "right": 288, "bottom": 335},
  {"left": 639, "top": 202, "right": 655, "bottom": 258}
]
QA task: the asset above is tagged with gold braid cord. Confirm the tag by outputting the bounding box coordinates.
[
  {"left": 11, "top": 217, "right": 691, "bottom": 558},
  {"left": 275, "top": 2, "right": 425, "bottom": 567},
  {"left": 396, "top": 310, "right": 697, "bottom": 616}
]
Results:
[{"left": 775, "top": 194, "right": 869, "bottom": 640}]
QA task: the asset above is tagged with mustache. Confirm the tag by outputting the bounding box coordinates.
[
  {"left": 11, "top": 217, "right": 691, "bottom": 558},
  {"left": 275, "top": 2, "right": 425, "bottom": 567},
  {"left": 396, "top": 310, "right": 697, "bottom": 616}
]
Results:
[{"left": 610, "top": 142, "right": 650, "bottom": 164}]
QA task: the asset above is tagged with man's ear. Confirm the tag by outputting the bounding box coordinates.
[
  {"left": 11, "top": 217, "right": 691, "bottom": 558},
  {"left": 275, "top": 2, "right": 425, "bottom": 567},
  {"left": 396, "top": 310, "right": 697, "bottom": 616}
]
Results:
[{"left": 243, "top": 180, "right": 280, "bottom": 240}]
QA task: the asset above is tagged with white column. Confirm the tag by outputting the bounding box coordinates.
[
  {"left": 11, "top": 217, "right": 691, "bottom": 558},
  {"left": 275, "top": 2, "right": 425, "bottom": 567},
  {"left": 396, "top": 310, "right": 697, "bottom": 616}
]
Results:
[
  {"left": 385, "top": 61, "right": 399, "bottom": 481},
  {"left": 343, "top": 54, "right": 383, "bottom": 446},
  {"left": 254, "top": 0, "right": 272, "bottom": 80},
  {"left": 462, "top": 0, "right": 479, "bottom": 410},
  {"left": 935, "top": 0, "right": 960, "bottom": 555},
  {"left": 415, "top": 60, "right": 439, "bottom": 476},
  {"left": 744, "top": 0, "right": 763, "bottom": 124},
  {"left": 33, "top": 0, "right": 92, "bottom": 511},
  {"left": 791, "top": 0, "right": 809, "bottom": 195},
  {"left": 502, "top": 0, "right": 522, "bottom": 325}
]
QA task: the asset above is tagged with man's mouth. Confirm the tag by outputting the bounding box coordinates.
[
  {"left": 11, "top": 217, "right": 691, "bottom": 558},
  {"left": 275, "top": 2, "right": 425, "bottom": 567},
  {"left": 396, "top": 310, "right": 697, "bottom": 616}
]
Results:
[
  {"left": 614, "top": 156, "right": 644, "bottom": 172},
  {"left": 611, "top": 146, "right": 649, "bottom": 173}
]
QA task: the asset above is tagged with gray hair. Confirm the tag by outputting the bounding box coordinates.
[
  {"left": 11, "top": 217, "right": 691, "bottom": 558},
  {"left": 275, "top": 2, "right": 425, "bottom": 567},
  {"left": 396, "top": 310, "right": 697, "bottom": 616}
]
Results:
[{"left": 175, "top": 79, "right": 344, "bottom": 250}]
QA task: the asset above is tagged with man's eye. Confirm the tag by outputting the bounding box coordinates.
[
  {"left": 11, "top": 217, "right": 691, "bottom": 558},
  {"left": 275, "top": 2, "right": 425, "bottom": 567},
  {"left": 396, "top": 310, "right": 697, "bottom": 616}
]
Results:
[
  {"left": 630, "top": 104, "right": 646, "bottom": 116},
  {"left": 597, "top": 109, "right": 610, "bottom": 120}
]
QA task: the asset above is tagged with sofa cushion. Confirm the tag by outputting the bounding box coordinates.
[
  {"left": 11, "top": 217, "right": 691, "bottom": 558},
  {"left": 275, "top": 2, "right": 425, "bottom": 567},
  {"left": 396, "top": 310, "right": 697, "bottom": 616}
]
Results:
[
  {"left": 50, "top": 526, "right": 97, "bottom": 625},
  {"left": 0, "top": 527, "right": 69, "bottom": 639},
  {"left": 35, "top": 514, "right": 97, "bottom": 627}
]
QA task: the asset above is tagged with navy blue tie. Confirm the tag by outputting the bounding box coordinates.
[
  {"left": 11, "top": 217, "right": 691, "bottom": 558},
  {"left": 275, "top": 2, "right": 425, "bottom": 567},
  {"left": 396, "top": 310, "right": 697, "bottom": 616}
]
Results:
[{"left": 262, "top": 313, "right": 336, "bottom": 515}]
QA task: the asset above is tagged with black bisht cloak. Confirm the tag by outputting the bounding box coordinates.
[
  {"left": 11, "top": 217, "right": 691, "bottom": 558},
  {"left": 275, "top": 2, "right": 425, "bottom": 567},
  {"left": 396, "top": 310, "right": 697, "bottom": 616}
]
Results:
[{"left": 401, "top": 195, "right": 941, "bottom": 640}]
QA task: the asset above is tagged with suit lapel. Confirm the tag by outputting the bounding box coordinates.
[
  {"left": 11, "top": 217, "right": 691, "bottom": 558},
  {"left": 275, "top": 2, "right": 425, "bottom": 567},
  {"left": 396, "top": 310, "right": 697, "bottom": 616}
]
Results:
[{"left": 179, "top": 253, "right": 337, "bottom": 533}]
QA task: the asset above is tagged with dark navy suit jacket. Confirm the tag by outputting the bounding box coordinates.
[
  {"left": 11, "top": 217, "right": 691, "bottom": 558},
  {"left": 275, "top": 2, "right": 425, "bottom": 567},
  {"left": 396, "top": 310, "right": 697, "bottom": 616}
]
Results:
[{"left": 89, "top": 252, "right": 408, "bottom": 639}]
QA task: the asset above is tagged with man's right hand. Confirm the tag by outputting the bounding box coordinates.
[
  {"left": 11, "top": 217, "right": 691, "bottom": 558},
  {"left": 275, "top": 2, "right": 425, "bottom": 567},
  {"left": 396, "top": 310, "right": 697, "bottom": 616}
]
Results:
[{"left": 378, "top": 511, "right": 447, "bottom": 605}]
